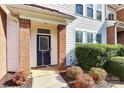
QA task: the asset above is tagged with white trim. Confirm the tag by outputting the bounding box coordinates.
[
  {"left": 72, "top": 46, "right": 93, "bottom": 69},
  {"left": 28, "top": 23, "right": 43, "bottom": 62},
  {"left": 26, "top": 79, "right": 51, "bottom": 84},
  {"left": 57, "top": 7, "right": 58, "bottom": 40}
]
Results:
[
  {"left": 20, "top": 15, "right": 66, "bottom": 25},
  {"left": 83, "top": 4, "right": 86, "bottom": 16},
  {"left": 93, "top": 4, "right": 96, "bottom": 19},
  {"left": 37, "top": 33, "right": 51, "bottom": 36},
  {"left": 74, "top": 28, "right": 97, "bottom": 33},
  {"left": 74, "top": 28, "right": 97, "bottom": 44},
  {"left": 115, "top": 26, "right": 117, "bottom": 44}
]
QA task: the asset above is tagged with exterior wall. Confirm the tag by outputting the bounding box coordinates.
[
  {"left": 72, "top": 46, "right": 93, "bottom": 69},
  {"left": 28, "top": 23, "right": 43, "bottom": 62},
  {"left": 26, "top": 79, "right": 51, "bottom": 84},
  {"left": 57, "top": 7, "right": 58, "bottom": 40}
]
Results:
[
  {"left": 7, "top": 17, "right": 19, "bottom": 72},
  {"left": 117, "top": 31, "right": 124, "bottom": 45},
  {"left": 57, "top": 25, "right": 66, "bottom": 67},
  {"left": 40, "top": 4, "right": 107, "bottom": 66},
  {"left": 0, "top": 7, "right": 7, "bottom": 79},
  {"left": 117, "top": 9, "right": 124, "bottom": 21},
  {"left": 107, "top": 6, "right": 117, "bottom": 20},
  {"left": 30, "top": 20, "right": 57, "bottom": 67},
  {"left": 107, "top": 26, "right": 115, "bottom": 44},
  {"left": 19, "top": 19, "right": 31, "bottom": 74}
]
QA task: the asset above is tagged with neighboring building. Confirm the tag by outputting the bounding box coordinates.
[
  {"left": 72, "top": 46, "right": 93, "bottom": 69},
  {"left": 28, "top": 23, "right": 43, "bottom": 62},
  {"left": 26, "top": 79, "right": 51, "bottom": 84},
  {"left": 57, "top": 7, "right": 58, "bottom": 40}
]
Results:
[
  {"left": 0, "top": 4, "right": 108, "bottom": 79},
  {"left": 106, "top": 4, "right": 124, "bottom": 45}
]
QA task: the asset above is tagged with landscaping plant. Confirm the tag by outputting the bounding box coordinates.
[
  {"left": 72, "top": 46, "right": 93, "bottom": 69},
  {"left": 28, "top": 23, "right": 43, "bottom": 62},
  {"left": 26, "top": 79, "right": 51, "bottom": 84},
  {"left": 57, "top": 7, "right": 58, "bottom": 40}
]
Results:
[
  {"left": 89, "top": 67, "right": 107, "bottom": 83},
  {"left": 75, "top": 44, "right": 119, "bottom": 71},
  {"left": 11, "top": 71, "right": 28, "bottom": 86},
  {"left": 66, "top": 66, "right": 83, "bottom": 80},
  {"left": 74, "top": 74, "right": 95, "bottom": 88},
  {"left": 105, "top": 56, "right": 124, "bottom": 80}
]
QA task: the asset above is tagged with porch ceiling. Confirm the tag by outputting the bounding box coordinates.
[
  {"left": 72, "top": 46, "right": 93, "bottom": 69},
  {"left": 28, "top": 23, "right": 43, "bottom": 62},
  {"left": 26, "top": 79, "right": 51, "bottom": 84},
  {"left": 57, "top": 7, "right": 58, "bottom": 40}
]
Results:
[
  {"left": 6, "top": 4, "right": 75, "bottom": 25},
  {"left": 108, "top": 4, "right": 124, "bottom": 11},
  {"left": 117, "top": 27, "right": 124, "bottom": 32},
  {"left": 116, "top": 21, "right": 124, "bottom": 32}
]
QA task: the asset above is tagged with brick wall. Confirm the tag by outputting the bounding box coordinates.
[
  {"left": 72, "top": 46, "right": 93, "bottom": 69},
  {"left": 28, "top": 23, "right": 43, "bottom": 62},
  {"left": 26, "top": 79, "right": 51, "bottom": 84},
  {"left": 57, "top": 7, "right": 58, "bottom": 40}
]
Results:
[
  {"left": 19, "top": 19, "right": 31, "bottom": 75},
  {"left": 0, "top": 7, "right": 7, "bottom": 79},
  {"left": 57, "top": 25, "right": 66, "bottom": 69},
  {"left": 117, "top": 9, "right": 124, "bottom": 22},
  {"left": 117, "top": 31, "right": 124, "bottom": 45},
  {"left": 107, "top": 26, "right": 115, "bottom": 44}
]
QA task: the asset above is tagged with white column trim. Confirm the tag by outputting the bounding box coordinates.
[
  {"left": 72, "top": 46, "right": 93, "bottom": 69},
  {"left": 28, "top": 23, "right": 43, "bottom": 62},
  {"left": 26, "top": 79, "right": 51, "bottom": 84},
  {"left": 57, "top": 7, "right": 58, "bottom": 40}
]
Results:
[
  {"left": 93, "top": 4, "right": 96, "bottom": 19},
  {"left": 115, "top": 26, "right": 117, "bottom": 44}
]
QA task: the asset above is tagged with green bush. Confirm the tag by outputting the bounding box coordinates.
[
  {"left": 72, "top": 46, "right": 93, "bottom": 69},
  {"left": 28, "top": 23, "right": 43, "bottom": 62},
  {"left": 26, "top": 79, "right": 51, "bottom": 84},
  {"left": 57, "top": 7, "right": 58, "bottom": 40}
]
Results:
[
  {"left": 105, "top": 57, "right": 124, "bottom": 80},
  {"left": 102, "top": 44, "right": 119, "bottom": 62},
  {"left": 117, "top": 44, "right": 124, "bottom": 56},
  {"left": 75, "top": 44, "right": 118, "bottom": 71}
]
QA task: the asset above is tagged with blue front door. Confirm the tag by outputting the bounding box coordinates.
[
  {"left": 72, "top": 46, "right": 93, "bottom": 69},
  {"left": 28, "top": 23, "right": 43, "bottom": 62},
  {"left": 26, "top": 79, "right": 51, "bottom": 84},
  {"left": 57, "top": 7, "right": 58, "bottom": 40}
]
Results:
[{"left": 37, "top": 35, "right": 51, "bottom": 66}]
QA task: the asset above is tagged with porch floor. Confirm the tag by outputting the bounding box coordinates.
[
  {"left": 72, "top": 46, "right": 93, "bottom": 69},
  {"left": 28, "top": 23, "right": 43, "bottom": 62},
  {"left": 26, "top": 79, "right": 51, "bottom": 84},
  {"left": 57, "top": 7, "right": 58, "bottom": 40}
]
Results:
[
  {"left": 31, "top": 66, "right": 69, "bottom": 88},
  {"left": 31, "top": 66, "right": 59, "bottom": 78}
]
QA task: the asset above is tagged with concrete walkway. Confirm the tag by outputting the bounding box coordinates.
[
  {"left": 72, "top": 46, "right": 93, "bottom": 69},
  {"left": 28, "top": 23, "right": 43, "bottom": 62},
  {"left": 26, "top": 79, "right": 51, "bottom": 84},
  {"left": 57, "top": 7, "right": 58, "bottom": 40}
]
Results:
[{"left": 31, "top": 69, "right": 69, "bottom": 88}]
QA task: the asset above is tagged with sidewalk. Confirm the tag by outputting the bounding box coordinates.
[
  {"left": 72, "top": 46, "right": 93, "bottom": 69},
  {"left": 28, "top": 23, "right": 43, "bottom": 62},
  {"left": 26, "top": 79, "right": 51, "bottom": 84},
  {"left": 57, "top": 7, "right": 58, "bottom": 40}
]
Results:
[{"left": 31, "top": 69, "right": 69, "bottom": 88}]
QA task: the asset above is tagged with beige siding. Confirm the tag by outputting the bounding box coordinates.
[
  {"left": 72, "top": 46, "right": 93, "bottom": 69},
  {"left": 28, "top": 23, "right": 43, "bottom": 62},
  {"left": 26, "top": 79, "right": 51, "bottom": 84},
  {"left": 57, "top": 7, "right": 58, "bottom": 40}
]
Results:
[{"left": 7, "top": 17, "right": 19, "bottom": 72}]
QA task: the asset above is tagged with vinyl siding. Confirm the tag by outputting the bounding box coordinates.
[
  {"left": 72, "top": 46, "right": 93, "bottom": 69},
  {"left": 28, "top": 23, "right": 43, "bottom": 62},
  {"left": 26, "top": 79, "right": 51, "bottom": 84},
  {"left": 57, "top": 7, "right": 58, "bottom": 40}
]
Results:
[
  {"left": 40, "top": 4, "right": 107, "bottom": 66},
  {"left": 7, "top": 17, "right": 19, "bottom": 72}
]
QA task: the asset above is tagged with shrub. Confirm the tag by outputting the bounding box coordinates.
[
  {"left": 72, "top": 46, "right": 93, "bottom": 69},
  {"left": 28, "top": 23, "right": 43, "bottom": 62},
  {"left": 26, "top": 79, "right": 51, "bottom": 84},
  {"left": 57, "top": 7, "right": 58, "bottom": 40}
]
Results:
[
  {"left": 66, "top": 66, "right": 83, "bottom": 80},
  {"left": 103, "top": 44, "right": 119, "bottom": 62},
  {"left": 74, "top": 74, "right": 95, "bottom": 88},
  {"left": 117, "top": 44, "right": 124, "bottom": 56},
  {"left": 12, "top": 71, "right": 28, "bottom": 86},
  {"left": 75, "top": 44, "right": 118, "bottom": 71},
  {"left": 105, "top": 57, "right": 124, "bottom": 80},
  {"left": 89, "top": 68, "right": 107, "bottom": 83}
]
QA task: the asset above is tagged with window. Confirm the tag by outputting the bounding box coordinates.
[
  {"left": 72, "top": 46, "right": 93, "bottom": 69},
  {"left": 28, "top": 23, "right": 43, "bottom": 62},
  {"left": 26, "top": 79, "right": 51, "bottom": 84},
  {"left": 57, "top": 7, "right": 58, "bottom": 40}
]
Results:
[
  {"left": 96, "top": 4, "right": 102, "bottom": 20},
  {"left": 75, "top": 31, "right": 83, "bottom": 43},
  {"left": 39, "top": 36, "right": 49, "bottom": 51},
  {"left": 108, "top": 13, "right": 114, "bottom": 20},
  {"left": 96, "top": 34, "right": 102, "bottom": 44},
  {"left": 87, "top": 4, "right": 93, "bottom": 18},
  {"left": 86, "top": 32, "right": 93, "bottom": 43},
  {"left": 76, "top": 4, "right": 83, "bottom": 15}
]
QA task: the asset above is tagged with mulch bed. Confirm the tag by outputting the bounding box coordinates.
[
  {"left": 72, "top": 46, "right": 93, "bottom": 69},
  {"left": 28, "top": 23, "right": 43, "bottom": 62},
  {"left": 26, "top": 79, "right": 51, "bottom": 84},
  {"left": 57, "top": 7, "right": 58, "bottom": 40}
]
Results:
[
  {"left": 0, "top": 73, "right": 32, "bottom": 88},
  {"left": 60, "top": 72, "right": 116, "bottom": 88},
  {"left": 60, "top": 72, "right": 74, "bottom": 88}
]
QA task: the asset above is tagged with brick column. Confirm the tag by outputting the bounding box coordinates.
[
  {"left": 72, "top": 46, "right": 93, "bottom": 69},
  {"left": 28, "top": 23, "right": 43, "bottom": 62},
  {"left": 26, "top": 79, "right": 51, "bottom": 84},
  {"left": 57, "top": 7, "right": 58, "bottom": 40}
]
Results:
[
  {"left": 107, "top": 26, "right": 116, "bottom": 44},
  {"left": 0, "top": 7, "right": 7, "bottom": 79},
  {"left": 57, "top": 24, "right": 66, "bottom": 70},
  {"left": 19, "top": 18, "right": 31, "bottom": 75}
]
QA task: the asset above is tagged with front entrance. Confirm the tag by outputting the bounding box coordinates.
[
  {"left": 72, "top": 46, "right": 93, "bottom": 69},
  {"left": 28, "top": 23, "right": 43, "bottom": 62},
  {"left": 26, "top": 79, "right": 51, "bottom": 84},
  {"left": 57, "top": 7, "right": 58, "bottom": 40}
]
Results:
[{"left": 37, "top": 35, "right": 51, "bottom": 66}]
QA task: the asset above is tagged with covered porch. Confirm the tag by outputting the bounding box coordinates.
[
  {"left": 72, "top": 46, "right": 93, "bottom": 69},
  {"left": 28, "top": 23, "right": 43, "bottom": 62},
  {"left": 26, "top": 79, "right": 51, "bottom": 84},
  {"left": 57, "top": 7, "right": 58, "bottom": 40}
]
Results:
[
  {"left": 6, "top": 4, "right": 75, "bottom": 75},
  {"left": 107, "top": 20, "right": 124, "bottom": 45}
]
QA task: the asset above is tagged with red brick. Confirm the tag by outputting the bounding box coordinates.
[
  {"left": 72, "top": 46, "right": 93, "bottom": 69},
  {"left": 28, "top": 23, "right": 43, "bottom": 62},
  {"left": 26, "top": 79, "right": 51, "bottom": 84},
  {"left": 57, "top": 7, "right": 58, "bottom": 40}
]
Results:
[
  {"left": 107, "top": 26, "right": 115, "bottom": 44},
  {"left": 19, "top": 19, "right": 31, "bottom": 75},
  {"left": 57, "top": 24, "right": 66, "bottom": 69}
]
